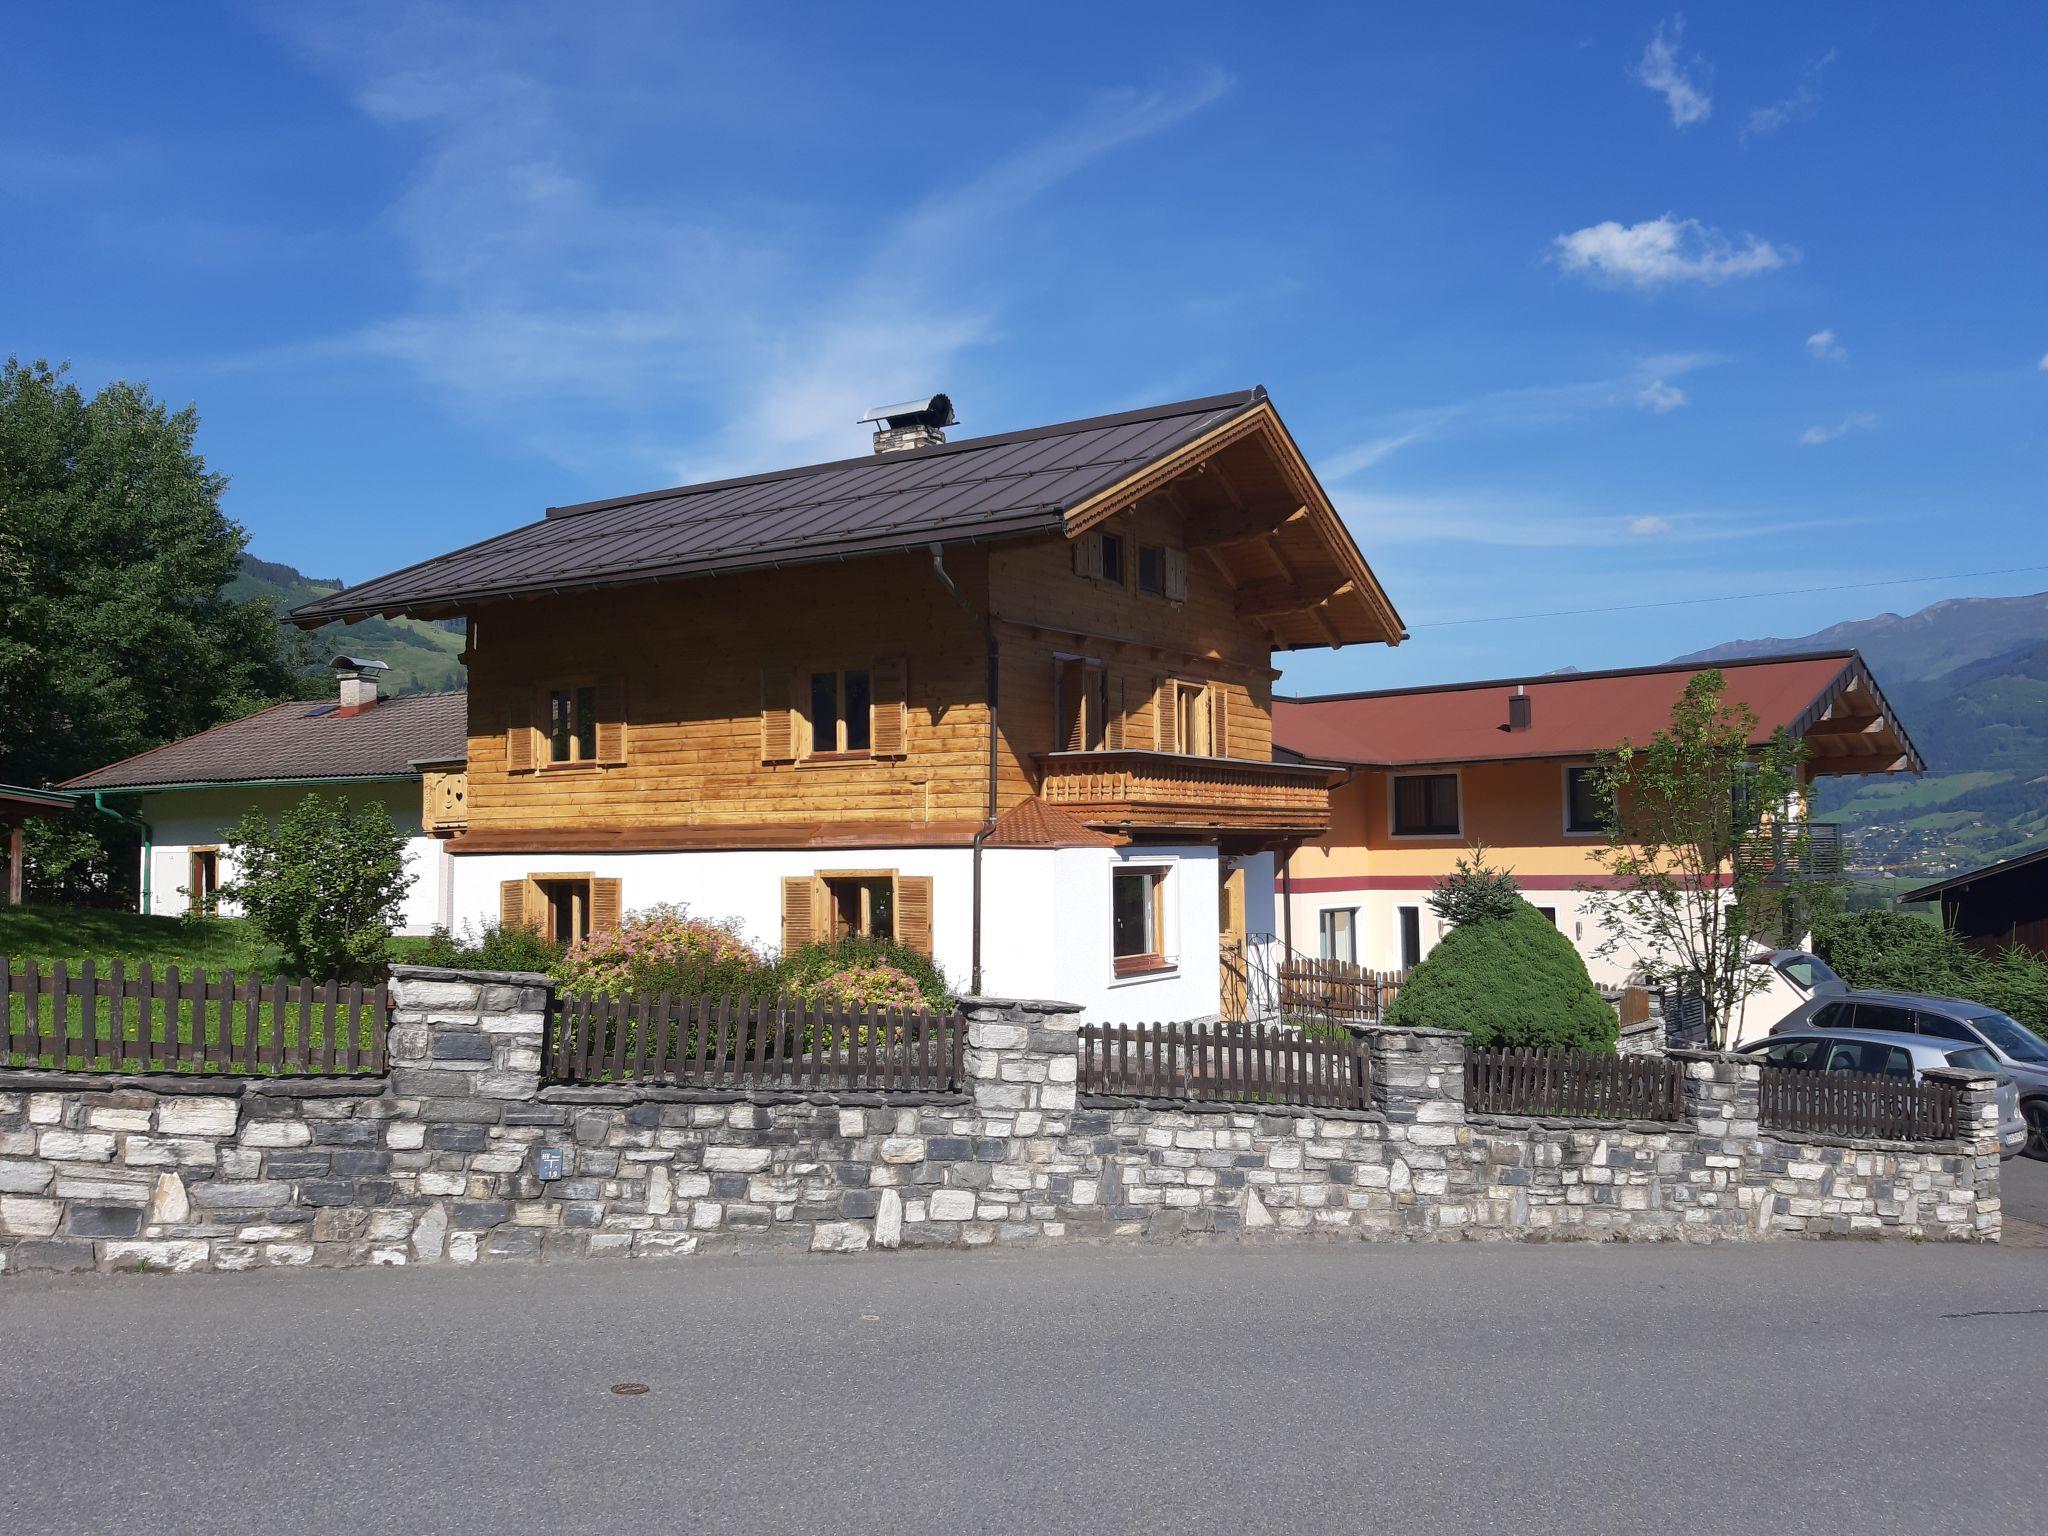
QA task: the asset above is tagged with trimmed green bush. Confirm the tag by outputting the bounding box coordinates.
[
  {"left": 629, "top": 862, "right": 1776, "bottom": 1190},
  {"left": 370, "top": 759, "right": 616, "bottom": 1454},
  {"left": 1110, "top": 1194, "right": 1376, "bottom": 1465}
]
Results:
[
  {"left": 397, "top": 921, "right": 568, "bottom": 976},
  {"left": 1382, "top": 900, "right": 1617, "bottom": 1051}
]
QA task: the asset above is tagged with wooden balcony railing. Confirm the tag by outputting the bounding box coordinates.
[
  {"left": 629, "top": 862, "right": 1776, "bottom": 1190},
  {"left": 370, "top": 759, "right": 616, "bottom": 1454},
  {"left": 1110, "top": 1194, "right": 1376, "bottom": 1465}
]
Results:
[{"left": 1034, "top": 750, "right": 1339, "bottom": 837}]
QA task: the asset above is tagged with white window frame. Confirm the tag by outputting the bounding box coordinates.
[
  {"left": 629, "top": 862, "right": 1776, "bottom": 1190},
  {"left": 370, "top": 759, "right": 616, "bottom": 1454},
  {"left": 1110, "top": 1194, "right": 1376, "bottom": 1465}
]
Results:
[
  {"left": 1561, "top": 762, "right": 1608, "bottom": 838},
  {"left": 1318, "top": 906, "right": 1359, "bottom": 965},
  {"left": 1387, "top": 767, "right": 1464, "bottom": 840},
  {"left": 1395, "top": 903, "right": 1425, "bottom": 970},
  {"left": 1108, "top": 857, "right": 1178, "bottom": 986}
]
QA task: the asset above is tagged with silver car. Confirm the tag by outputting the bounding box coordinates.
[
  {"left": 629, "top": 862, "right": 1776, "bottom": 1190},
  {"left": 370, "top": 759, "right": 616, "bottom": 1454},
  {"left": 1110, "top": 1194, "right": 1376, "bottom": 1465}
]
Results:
[
  {"left": 1743, "top": 1025, "right": 2029, "bottom": 1158},
  {"left": 1771, "top": 985, "right": 2048, "bottom": 1158}
]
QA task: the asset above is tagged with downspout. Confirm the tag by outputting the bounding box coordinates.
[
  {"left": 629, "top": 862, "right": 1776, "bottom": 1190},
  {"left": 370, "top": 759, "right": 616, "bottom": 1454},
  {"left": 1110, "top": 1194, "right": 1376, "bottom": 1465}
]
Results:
[
  {"left": 90, "top": 792, "right": 154, "bottom": 916},
  {"left": 929, "top": 545, "right": 998, "bottom": 994}
]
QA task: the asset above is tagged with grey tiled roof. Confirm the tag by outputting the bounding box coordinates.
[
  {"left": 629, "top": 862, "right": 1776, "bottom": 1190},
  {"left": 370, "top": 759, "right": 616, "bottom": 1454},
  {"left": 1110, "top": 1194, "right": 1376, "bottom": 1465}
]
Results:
[
  {"left": 62, "top": 691, "right": 468, "bottom": 792},
  {"left": 292, "top": 390, "right": 1265, "bottom": 623}
]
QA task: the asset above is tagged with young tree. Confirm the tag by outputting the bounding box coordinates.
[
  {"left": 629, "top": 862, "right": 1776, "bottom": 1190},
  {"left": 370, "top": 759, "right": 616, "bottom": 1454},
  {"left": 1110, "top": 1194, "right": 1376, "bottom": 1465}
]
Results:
[
  {"left": 1583, "top": 669, "right": 1810, "bottom": 1048},
  {"left": 1427, "top": 841, "right": 1525, "bottom": 929},
  {"left": 222, "top": 795, "right": 415, "bottom": 979},
  {"left": 0, "top": 358, "right": 311, "bottom": 898}
]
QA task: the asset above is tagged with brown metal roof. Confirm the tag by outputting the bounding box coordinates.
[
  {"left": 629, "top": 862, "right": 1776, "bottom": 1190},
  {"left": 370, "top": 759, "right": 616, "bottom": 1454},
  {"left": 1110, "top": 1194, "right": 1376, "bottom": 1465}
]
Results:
[
  {"left": 62, "top": 691, "right": 468, "bottom": 792},
  {"left": 293, "top": 391, "right": 1268, "bottom": 625},
  {"left": 1274, "top": 651, "right": 1924, "bottom": 773}
]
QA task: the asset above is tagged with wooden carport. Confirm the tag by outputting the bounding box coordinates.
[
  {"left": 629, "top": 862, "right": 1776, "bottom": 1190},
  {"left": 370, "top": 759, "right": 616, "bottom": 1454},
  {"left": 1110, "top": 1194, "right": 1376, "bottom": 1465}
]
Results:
[{"left": 0, "top": 785, "right": 76, "bottom": 906}]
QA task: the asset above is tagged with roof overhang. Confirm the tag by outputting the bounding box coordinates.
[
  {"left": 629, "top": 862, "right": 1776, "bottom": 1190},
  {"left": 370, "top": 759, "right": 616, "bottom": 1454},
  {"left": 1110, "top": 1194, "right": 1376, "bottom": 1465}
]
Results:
[
  {"left": 1060, "top": 400, "right": 1405, "bottom": 651},
  {"left": 0, "top": 784, "right": 78, "bottom": 819},
  {"left": 1789, "top": 654, "right": 1924, "bottom": 777}
]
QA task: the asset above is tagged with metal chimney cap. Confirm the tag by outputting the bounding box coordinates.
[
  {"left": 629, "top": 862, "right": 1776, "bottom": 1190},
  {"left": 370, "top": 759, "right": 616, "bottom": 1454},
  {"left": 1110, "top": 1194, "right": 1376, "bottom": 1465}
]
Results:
[
  {"left": 858, "top": 393, "right": 957, "bottom": 430},
  {"left": 330, "top": 656, "right": 391, "bottom": 674}
]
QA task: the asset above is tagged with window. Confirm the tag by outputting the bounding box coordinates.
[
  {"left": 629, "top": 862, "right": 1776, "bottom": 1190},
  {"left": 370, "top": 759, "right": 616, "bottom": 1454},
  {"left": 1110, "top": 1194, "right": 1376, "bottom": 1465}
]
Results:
[
  {"left": 1810, "top": 1001, "right": 1852, "bottom": 1030},
  {"left": 1099, "top": 532, "right": 1126, "bottom": 587},
  {"left": 1760, "top": 1038, "right": 1826, "bottom": 1070},
  {"left": 1318, "top": 908, "right": 1357, "bottom": 965},
  {"left": 1136, "top": 544, "right": 1166, "bottom": 596},
  {"left": 825, "top": 875, "right": 894, "bottom": 941},
  {"left": 1823, "top": 1041, "right": 1913, "bottom": 1077},
  {"left": 500, "top": 875, "right": 620, "bottom": 943},
  {"left": 1776, "top": 954, "right": 1841, "bottom": 995},
  {"left": 1392, "top": 773, "right": 1460, "bottom": 837},
  {"left": 1536, "top": 906, "right": 1558, "bottom": 926},
  {"left": 1056, "top": 658, "right": 1109, "bottom": 752},
  {"left": 1944, "top": 1046, "right": 2001, "bottom": 1076},
  {"left": 1112, "top": 867, "right": 1169, "bottom": 976},
  {"left": 808, "top": 669, "right": 872, "bottom": 755},
  {"left": 1851, "top": 1002, "right": 1915, "bottom": 1035},
  {"left": 188, "top": 849, "right": 220, "bottom": 915},
  {"left": 538, "top": 877, "right": 593, "bottom": 945},
  {"left": 1913, "top": 1011, "right": 1977, "bottom": 1044},
  {"left": 1964, "top": 1010, "right": 2048, "bottom": 1064},
  {"left": 1564, "top": 766, "right": 1610, "bottom": 834},
  {"left": 1397, "top": 906, "right": 1422, "bottom": 970},
  {"left": 1157, "top": 678, "right": 1223, "bottom": 756},
  {"left": 548, "top": 684, "right": 599, "bottom": 764}
]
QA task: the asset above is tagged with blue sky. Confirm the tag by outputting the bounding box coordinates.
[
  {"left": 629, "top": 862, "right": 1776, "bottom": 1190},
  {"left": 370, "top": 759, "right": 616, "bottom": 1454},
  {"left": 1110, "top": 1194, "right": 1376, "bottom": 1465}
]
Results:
[{"left": 5, "top": 4, "right": 2043, "bottom": 693}]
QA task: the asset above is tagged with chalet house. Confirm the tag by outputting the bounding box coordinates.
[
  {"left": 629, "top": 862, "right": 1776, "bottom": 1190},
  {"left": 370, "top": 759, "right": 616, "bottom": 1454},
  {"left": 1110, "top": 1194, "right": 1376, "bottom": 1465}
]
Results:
[
  {"left": 291, "top": 390, "right": 1404, "bottom": 1020},
  {"left": 1903, "top": 844, "right": 2048, "bottom": 960},
  {"left": 60, "top": 660, "right": 467, "bottom": 933},
  {"left": 1272, "top": 651, "right": 1922, "bottom": 986}
]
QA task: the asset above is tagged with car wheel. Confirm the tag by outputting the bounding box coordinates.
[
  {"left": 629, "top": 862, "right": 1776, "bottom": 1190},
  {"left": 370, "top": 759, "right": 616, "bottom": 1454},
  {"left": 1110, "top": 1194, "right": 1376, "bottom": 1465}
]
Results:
[{"left": 2026, "top": 1100, "right": 2048, "bottom": 1162}]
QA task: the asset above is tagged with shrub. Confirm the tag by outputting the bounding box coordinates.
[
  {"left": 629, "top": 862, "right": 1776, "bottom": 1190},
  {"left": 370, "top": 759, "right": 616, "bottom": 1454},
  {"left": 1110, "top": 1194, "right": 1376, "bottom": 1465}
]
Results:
[
  {"left": 771, "top": 934, "right": 953, "bottom": 1011},
  {"left": 1382, "top": 900, "right": 1617, "bottom": 1051},
  {"left": 222, "top": 793, "right": 414, "bottom": 980},
  {"left": 554, "top": 903, "right": 770, "bottom": 1000},
  {"left": 1427, "top": 842, "right": 1524, "bottom": 930},
  {"left": 1813, "top": 910, "right": 2048, "bottom": 1032},
  {"left": 793, "top": 962, "right": 929, "bottom": 1011},
  {"left": 398, "top": 921, "right": 567, "bottom": 975}
]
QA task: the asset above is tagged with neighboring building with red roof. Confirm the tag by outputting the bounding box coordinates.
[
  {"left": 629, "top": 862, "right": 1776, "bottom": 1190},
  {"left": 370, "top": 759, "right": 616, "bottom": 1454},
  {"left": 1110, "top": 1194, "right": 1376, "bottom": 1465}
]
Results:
[{"left": 1272, "top": 651, "right": 1922, "bottom": 993}]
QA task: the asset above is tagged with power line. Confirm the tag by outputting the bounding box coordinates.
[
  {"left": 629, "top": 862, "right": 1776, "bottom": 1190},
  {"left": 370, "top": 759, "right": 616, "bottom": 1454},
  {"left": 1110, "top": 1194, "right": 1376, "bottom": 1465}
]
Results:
[{"left": 1410, "top": 564, "right": 2048, "bottom": 630}]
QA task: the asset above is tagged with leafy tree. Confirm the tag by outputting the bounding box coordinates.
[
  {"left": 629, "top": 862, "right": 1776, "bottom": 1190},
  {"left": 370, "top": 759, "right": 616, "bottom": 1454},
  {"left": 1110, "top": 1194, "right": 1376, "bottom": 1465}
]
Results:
[
  {"left": 221, "top": 794, "right": 414, "bottom": 979},
  {"left": 1382, "top": 901, "right": 1617, "bottom": 1050},
  {"left": 1427, "top": 842, "right": 1524, "bottom": 929},
  {"left": 1582, "top": 670, "right": 1811, "bottom": 1049},
  {"left": 0, "top": 358, "right": 311, "bottom": 898}
]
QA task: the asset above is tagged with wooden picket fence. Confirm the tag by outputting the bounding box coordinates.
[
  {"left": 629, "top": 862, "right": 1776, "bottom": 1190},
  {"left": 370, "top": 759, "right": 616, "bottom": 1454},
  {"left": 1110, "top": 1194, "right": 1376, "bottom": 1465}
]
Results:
[
  {"left": 1464, "top": 1047, "right": 1685, "bottom": 1121},
  {"left": 1276, "top": 958, "right": 1405, "bottom": 1023},
  {"left": 1759, "top": 1065, "right": 1957, "bottom": 1142},
  {"left": 548, "top": 993, "right": 965, "bottom": 1092},
  {"left": 1078, "top": 1020, "right": 1372, "bottom": 1110},
  {"left": 1, "top": 957, "right": 387, "bottom": 1076}
]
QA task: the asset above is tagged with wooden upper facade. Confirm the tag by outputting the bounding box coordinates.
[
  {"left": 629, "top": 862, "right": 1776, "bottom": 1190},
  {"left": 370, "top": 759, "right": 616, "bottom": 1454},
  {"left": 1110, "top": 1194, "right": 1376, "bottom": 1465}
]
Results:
[{"left": 299, "top": 392, "right": 1404, "bottom": 854}]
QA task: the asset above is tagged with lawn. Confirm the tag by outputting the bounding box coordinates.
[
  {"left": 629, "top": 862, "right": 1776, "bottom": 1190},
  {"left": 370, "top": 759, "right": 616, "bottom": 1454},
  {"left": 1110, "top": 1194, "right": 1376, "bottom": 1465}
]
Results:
[{"left": 0, "top": 902, "right": 286, "bottom": 972}]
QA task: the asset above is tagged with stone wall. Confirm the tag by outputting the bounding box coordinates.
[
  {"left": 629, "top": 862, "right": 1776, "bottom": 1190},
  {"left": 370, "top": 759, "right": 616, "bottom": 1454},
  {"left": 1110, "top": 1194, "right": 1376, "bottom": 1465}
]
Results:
[{"left": 0, "top": 967, "right": 2002, "bottom": 1274}]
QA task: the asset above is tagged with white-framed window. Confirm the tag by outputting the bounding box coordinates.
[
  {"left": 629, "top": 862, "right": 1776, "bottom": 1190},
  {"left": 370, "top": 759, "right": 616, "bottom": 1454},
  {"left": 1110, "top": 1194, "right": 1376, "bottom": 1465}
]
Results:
[
  {"left": 1396, "top": 905, "right": 1423, "bottom": 970},
  {"left": 1390, "top": 770, "right": 1461, "bottom": 838},
  {"left": 1318, "top": 908, "right": 1358, "bottom": 964},
  {"left": 1563, "top": 764, "right": 1610, "bottom": 836},
  {"left": 1111, "top": 862, "right": 1175, "bottom": 979}
]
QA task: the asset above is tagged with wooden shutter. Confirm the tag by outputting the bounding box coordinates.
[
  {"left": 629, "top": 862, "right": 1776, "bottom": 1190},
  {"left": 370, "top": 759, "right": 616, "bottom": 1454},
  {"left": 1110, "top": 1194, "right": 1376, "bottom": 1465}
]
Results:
[
  {"left": 595, "top": 680, "right": 627, "bottom": 765},
  {"left": 1086, "top": 531, "right": 1106, "bottom": 580},
  {"left": 1057, "top": 659, "right": 1087, "bottom": 752},
  {"left": 761, "top": 670, "right": 797, "bottom": 764},
  {"left": 896, "top": 875, "right": 934, "bottom": 958},
  {"left": 1071, "top": 536, "right": 1089, "bottom": 576},
  {"left": 505, "top": 695, "right": 533, "bottom": 773},
  {"left": 590, "top": 878, "right": 623, "bottom": 936},
  {"left": 1105, "top": 673, "right": 1126, "bottom": 750},
  {"left": 1164, "top": 547, "right": 1188, "bottom": 603},
  {"left": 500, "top": 879, "right": 546, "bottom": 935},
  {"left": 781, "top": 876, "right": 819, "bottom": 954},
  {"left": 1154, "top": 678, "right": 1180, "bottom": 753},
  {"left": 1208, "top": 687, "right": 1229, "bottom": 759},
  {"left": 870, "top": 657, "right": 908, "bottom": 758}
]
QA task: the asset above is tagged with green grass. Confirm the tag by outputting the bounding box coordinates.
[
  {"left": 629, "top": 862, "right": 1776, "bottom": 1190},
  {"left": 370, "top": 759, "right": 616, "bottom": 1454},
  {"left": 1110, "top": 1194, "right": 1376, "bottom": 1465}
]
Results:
[{"left": 0, "top": 902, "right": 285, "bottom": 972}]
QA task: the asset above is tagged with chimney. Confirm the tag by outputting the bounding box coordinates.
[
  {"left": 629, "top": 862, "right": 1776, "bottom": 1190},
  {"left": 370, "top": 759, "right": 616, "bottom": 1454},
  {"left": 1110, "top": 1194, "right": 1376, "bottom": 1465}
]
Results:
[
  {"left": 859, "top": 393, "right": 957, "bottom": 454},
  {"left": 1507, "top": 684, "right": 1532, "bottom": 731},
  {"left": 332, "top": 656, "right": 390, "bottom": 716}
]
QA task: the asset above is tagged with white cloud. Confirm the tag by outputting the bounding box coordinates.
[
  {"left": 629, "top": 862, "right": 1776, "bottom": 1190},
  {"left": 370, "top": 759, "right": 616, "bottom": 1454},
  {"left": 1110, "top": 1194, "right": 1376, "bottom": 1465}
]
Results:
[
  {"left": 1637, "top": 380, "right": 1686, "bottom": 413},
  {"left": 2039, "top": 351, "right": 2048, "bottom": 371},
  {"left": 1339, "top": 491, "right": 1845, "bottom": 550},
  {"left": 1634, "top": 17, "right": 1712, "bottom": 127},
  {"left": 1744, "top": 49, "right": 1836, "bottom": 142},
  {"left": 1553, "top": 215, "right": 1793, "bottom": 289},
  {"left": 1806, "top": 329, "right": 1847, "bottom": 361},
  {"left": 1799, "top": 412, "right": 1876, "bottom": 445},
  {"left": 1628, "top": 515, "right": 1673, "bottom": 536}
]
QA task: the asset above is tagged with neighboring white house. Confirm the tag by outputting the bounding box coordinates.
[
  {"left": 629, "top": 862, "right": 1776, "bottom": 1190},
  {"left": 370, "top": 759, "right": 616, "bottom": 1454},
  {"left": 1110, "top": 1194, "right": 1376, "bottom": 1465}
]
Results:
[{"left": 61, "top": 661, "right": 467, "bottom": 936}]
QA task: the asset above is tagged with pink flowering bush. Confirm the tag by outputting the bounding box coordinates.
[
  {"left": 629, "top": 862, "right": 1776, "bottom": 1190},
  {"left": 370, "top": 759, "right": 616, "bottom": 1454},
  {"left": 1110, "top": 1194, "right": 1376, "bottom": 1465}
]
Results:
[
  {"left": 790, "top": 961, "right": 927, "bottom": 1011},
  {"left": 554, "top": 903, "right": 771, "bottom": 1000}
]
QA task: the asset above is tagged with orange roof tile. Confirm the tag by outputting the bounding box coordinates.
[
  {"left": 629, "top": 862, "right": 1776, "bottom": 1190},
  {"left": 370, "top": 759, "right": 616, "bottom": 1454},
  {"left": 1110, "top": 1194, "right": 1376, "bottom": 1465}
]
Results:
[{"left": 985, "top": 797, "right": 1122, "bottom": 849}]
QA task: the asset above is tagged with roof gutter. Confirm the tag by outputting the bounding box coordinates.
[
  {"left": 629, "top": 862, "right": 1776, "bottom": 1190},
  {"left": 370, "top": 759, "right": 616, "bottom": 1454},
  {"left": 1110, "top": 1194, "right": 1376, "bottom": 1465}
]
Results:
[
  {"left": 62, "top": 773, "right": 420, "bottom": 796},
  {"left": 928, "top": 543, "right": 997, "bottom": 995}
]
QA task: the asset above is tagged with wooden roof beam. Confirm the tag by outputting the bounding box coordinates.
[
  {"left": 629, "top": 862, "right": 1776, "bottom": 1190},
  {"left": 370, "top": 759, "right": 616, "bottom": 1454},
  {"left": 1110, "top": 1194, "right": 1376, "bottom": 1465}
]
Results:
[{"left": 1236, "top": 578, "right": 1354, "bottom": 619}]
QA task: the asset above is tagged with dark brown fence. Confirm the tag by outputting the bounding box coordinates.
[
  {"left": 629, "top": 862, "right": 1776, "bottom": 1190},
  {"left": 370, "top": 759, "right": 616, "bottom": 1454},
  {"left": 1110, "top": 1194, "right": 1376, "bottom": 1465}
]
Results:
[
  {"left": 1758, "top": 1066, "right": 1957, "bottom": 1141},
  {"left": 1276, "top": 958, "right": 1404, "bottom": 1024},
  {"left": 1465, "top": 1048, "right": 1684, "bottom": 1121},
  {"left": 548, "top": 994, "right": 965, "bottom": 1092},
  {"left": 2, "top": 958, "right": 387, "bottom": 1076},
  {"left": 1079, "top": 1021, "right": 1371, "bottom": 1110}
]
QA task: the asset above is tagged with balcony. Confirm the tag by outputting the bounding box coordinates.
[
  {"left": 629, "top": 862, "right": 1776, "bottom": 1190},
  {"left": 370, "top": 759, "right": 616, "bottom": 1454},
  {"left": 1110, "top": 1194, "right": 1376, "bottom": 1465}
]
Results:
[
  {"left": 1034, "top": 750, "right": 1339, "bottom": 839},
  {"left": 1737, "top": 822, "right": 1847, "bottom": 883}
]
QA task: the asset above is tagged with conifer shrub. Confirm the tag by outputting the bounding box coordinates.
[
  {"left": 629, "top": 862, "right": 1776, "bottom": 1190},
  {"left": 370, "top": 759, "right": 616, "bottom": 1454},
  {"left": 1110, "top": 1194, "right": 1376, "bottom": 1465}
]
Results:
[{"left": 1382, "top": 900, "right": 1618, "bottom": 1050}]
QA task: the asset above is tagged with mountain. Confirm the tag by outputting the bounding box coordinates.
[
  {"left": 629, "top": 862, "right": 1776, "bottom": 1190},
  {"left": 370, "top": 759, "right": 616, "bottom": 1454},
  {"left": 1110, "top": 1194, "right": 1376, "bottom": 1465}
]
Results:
[
  {"left": 234, "top": 555, "right": 466, "bottom": 697},
  {"left": 1673, "top": 591, "right": 2048, "bottom": 879}
]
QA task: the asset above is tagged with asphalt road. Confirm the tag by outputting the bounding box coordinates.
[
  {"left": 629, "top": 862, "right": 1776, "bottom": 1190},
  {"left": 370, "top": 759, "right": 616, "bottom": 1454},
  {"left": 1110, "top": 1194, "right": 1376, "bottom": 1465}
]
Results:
[
  {"left": 2002, "top": 1150, "right": 2048, "bottom": 1232},
  {"left": 4, "top": 1239, "right": 2044, "bottom": 1536}
]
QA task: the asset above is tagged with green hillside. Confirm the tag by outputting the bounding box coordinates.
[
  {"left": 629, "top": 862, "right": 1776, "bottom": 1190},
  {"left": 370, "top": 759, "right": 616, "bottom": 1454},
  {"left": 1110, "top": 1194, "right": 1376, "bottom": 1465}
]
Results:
[
  {"left": 234, "top": 555, "right": 466, "bottom": 696},
  {"left": 1675, "top": 592, "right": 2048, "bottom": 880}
]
